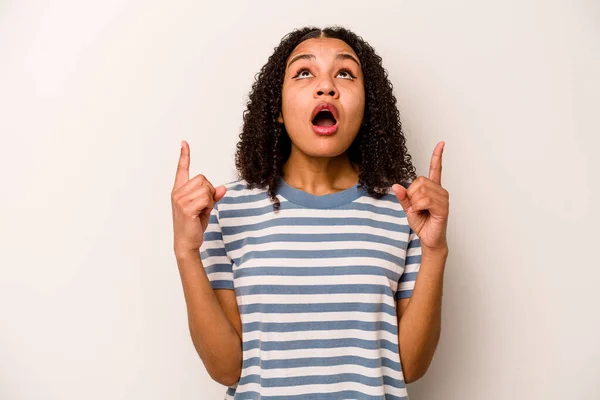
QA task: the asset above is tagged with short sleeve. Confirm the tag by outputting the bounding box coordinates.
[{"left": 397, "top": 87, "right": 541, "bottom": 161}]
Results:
[
  {"left": 395, "top": 227, "right": 422, "bottom": 300},
  {"left": 199, "top": 204, "right": 235, "bottom": 290}
]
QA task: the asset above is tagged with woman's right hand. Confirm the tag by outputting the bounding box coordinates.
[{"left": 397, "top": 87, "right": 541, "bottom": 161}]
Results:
[{"left": 171, "top": 140, "right": 227, "bottom": 257}]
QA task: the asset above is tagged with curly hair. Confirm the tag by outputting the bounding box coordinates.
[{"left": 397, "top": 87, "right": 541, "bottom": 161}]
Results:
[{"left": 235, "top": 25, "right": 417, "bottom": 212}]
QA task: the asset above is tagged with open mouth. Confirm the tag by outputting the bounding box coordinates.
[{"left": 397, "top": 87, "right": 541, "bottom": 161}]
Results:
[{"left": 312, "top": 110, "right": 337, "bottom": 127}]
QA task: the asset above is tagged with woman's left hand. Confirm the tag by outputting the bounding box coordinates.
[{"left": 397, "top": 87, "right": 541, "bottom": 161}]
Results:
[{"left": 392, "top": 141, "right": 449, "bottom": 253}]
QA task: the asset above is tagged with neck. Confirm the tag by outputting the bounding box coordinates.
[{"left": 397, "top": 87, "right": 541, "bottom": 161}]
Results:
[{"left": 281, "top": 145, "right": 359, "bottom": 196}]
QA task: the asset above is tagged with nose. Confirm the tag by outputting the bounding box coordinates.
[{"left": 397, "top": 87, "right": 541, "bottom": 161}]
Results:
[{"left": 314, "top": 77, "right": 339, "bottom": 99}]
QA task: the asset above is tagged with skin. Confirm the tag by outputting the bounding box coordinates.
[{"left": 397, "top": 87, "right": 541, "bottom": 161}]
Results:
[{"left": 278, "top": 37, "right": 365, "bottom": 195}]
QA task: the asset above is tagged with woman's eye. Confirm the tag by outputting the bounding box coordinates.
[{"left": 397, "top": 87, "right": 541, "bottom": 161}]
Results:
[
  {"left": 293, "top": 68, "right": 356, "bottom": 80},
  {"left": 337, "top": 69, "right": 356, "bottom": 80},
  {"left": 295, "top": 69, "right": 313, "bottom": 79}
]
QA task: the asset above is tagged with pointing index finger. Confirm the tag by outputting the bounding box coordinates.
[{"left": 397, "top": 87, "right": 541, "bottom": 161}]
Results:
[
  {"left": 428, "top": 141, "right": 444, "bottom": 185},
  {"left": 174, "top": 140, "right": 190, "bottom": 189}
]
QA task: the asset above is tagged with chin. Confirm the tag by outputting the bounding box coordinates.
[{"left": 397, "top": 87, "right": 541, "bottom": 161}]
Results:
[{"left": 299, "top": 140, "right": 352, "bottom": 158}]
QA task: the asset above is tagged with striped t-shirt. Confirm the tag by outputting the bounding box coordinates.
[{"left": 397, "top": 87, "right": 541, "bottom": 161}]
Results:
[{"left": 200, "top": 177, "right": 422, "bottom": 400}]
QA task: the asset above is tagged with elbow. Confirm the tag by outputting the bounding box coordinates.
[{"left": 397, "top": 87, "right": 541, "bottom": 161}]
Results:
[
  {"left": 202, "top": 349, "right": 242, "bottom": 387},
  {"left": 404, "top": 371, "right": 415, "bottom": 385},
  {"left": 403, "top": 369, "right": 418, "bottom": 384},
  {"left": 403, "top": 348, "right": 437, "bottom": 384},
  {"left": 403, "top": 363, "right": 428, "bottom": 384},
  {"left": 402, "top": 327, "right": 442, "bottom": 384},
  {"left": 217, "top": 373, "right": 240, "bottom": 387},
  {"left": 193, "top": 333, "right": 243, "bottom": 387},
  {"left": 210, "top": 367, "right": 241, "bottom": 387}
]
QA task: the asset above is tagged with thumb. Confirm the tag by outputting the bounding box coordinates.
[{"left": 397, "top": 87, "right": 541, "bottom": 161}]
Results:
[
  {"left": 213, "top": 185, "right": 227, "bottom": 203},
  {"left": 392, "top": 184, "right": 412, "bottom": 213},
  {"left": 201, "top": 186, "right": 227, "bottom": 215}
]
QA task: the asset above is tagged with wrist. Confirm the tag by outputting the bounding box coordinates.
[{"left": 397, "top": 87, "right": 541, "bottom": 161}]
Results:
[
  {"left": 421, "top": 245, "right": 449, "bottom": 260},
  {"left": 174, "top": 247, "right": 201, "bottom": 262}
]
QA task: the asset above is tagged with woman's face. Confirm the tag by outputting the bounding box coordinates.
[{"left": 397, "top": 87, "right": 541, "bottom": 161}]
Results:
[{"left": 279, "top": 37, "right": 365, "bottom": 158}]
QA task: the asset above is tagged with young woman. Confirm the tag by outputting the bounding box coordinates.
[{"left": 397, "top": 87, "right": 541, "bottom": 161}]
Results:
[{"left": 171, "top": 26, "right": 449, "bottom": 400}]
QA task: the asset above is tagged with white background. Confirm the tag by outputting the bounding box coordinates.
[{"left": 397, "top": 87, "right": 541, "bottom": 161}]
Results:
[{"left": 1, "top": 0, "right": 599, "bottom": 399}]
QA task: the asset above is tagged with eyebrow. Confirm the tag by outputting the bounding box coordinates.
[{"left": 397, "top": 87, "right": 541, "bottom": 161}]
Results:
[{"left": 286, "top": 53, "right": 361, "bottom": 70}]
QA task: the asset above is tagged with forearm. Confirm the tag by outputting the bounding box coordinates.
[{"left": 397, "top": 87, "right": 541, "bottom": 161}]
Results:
[
  {"left": 398, "top": 247, "right": 447, "bottom": 383},
  {"left": 176, "top": 250, "right": 242, "bottom": 385}
]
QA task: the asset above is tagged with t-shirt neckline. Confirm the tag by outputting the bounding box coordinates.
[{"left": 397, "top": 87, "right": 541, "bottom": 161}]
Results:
[{"left": 276, "top": 176, "right": 365, "bottom": 209}]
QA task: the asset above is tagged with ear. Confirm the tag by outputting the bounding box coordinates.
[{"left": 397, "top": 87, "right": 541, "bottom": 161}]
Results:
[{"left": 277, "top": 112, "right": 284, "bottom": 124}]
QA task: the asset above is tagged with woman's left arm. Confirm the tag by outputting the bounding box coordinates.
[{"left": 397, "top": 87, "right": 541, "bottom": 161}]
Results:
[
  {"left": 391, "top": 141, "right": 450, "bottom": 383},
  {"left": 396, "top": 248, "right": 447, "bottom": 383}
]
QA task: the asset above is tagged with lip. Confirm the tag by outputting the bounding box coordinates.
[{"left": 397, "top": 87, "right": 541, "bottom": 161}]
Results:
[
  {"left": 311, "top": 102, "right": 340, "bottom": 122},
  {"left": 311, "top": 102, "right": 340, "bottom": 136},
  {"left": 312, "top": 123, "right": 338, "bottom": 136}
]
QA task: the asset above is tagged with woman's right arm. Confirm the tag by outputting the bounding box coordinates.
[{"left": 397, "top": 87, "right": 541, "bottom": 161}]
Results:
[
  {"left": 176, "top": 250, "right": 242, "bottom": 386},
  {"left": 171, "top": 140, "right": 242, "bottom": 386}
]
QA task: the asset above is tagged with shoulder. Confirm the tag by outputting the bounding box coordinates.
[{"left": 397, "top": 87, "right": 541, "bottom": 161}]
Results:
[
  {"left": 215, "top": 178, "right": 271, "bottom": 209},
  {"left": 353, "top": 185, "right": 408, "bottom": 218}
]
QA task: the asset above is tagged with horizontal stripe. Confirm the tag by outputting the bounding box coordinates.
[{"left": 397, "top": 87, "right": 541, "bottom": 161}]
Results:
[
  {"left": 242, "top": 320, "right": 398, "bottom": 335},
  {"left": 241, "top": 309, "right": 397, "bottom": 325},
  {"left": 242, "top": 337, "right": 399, "bottom": 354},
  {"left": 239, "top": 301, "right": 398, "bottom": 317},
  {"left": 219, "top": 200, "right": 405, "bottom": 220},
  {"left": 203, "top": 263, "right": 233, "bottom": 275},
  {"left": 236, "top": 283, "right": 394, "bottom": 297},
  {"left": 224, "top": 224, "right": 411, "bottom": 244},
  {"left": 242, "top": 355, "right": 402, "bottom": 372},
  {"left": 234, "top": 381, "right": 408, "bottom": 399},
  {"left": 240, "top": 366, "right": 403, "bottom": 390},
  {"left": 221, "top": 196, "right": 275, "bottom": 211},
  {"left": 396, "top": 290, "right": 414, "bottom": 300},
  {"left": 234, "top": 265, "right": 400, "bottom": 281},
  {"left": 202, "top": 230, "right": 224, "bottom": 242},
  {"left": 206, "top": 272, "right": 233, "bottom": 283},
  {"left": 242, "top": 348, "right": 401, "bottom": 372},
  {"left": 231, "top": 389, "right": 408, "bottom": 400},
  {"left": 235, "top": 273, "right": 398, "bottom": 291},
  {"left": 238, "top": 292, "right": 399, "bottom": 305},
  {"left": 235, "top": 256, "right": 405, "bottom": 270},
  {"left": 407, "top": 238, "right": 421, "bottom": 249},
  {"left": 199, "top": 247, "right": 226, "bottom": 259},
  {"left": 406, "top": 254, "right": 422, "bottom": 265},
  {"left": 232, "top": 248, "right": 404, "bottom": 268},
  {"left": 218, "top": 191, "right": 270, "bottom": 205},
  {"left": 229, "top": 241, "right": 403, "bottom": 264},
  {"left": 226, "top": 232, "right": 406, "bottom": 252},
  {"left": 238, "top": 372, "right": 405, "bottom": 389},
  {"left": 222, "top": 216, "right": 408, "bottom": 237},
  {"left": 209, "top": 280, "right": 234, "bottom": 289},
  {"left": 242, "top": 328, "right": 398, "bottom": 348},
  {"left": 200, "top": 255, "right": 232, "bottom": 268},
  {"left": 399, "top": 271, "right": 418, "bottom": 283}
]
